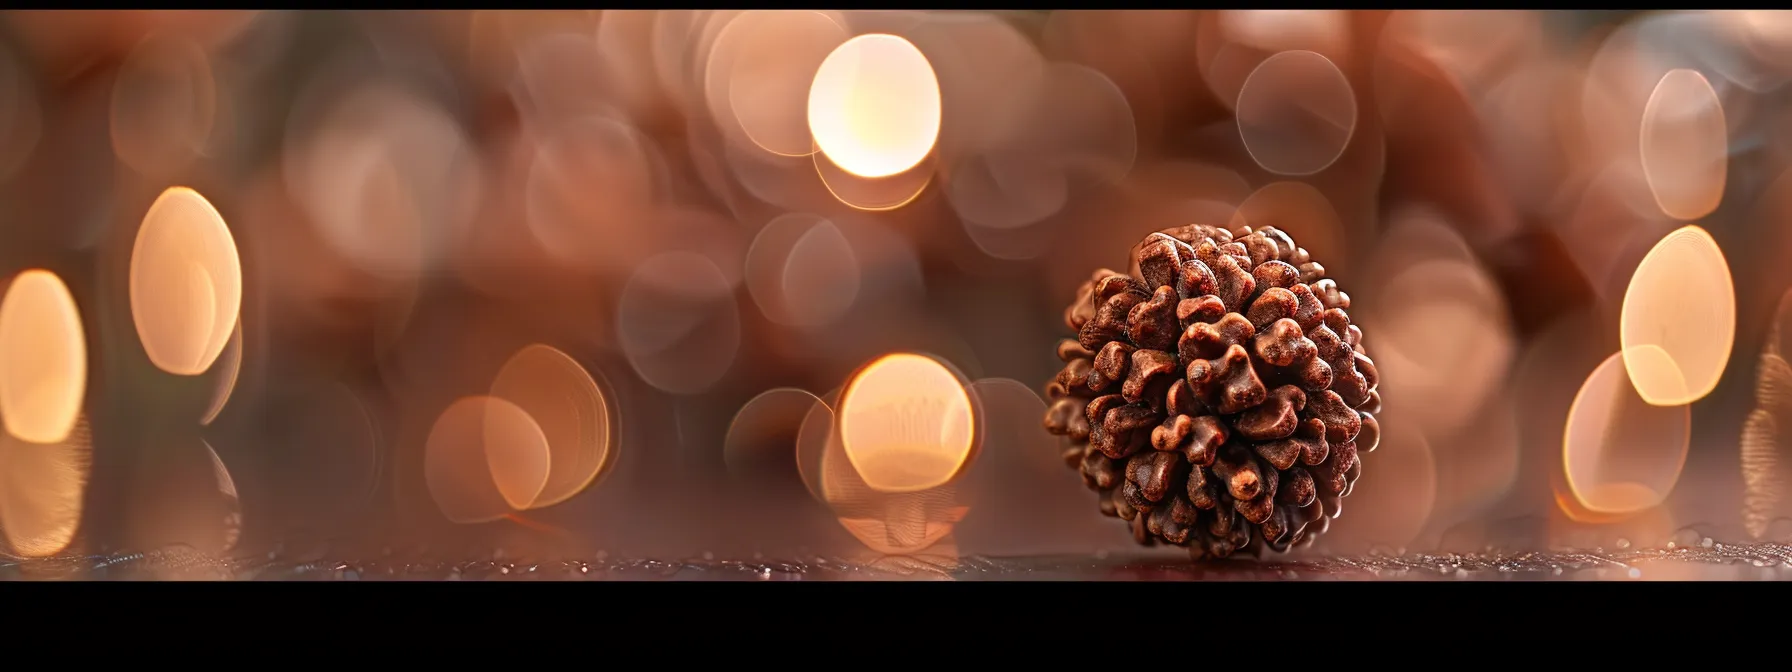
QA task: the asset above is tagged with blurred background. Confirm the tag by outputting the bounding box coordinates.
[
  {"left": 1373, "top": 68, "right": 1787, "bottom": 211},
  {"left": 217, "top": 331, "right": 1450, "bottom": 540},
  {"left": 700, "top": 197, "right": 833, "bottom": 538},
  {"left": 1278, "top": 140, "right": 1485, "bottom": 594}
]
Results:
[{"left": 0, "top": 9, "right": 1789, "bottom": 573}]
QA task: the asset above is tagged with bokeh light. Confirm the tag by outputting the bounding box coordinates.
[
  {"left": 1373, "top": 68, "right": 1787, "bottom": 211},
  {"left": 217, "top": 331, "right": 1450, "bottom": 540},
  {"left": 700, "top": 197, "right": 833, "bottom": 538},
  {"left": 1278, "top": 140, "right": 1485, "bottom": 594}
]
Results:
[
  {"left": 3, "top": 9, "right": 1791, "bottom": 577},
  {"left": 488, "top": 344, "right": 616, "bottom": 509},
  {"left": 108, "top": 33, "right": 216, "bottom": 177},
  {"left": 1619, "top": 225, "right": 1735, "bottom": 406},
  {"left": 808, "top": 33, "right": 942, "bottom": 179},
  {"left": 1235, "top": 49, "right": 1357, "bottom": 176},
  {"left": 129, "top": 186, "right": 242, "bottom": 377},
  {"left": 424, "top": 396, "right": 551, "bottom": 524},
  {"left": 744, "top": 213, "right": 861, "bottom": 328},
  {"left": 1639, "top": 68, "right": 1728, "bottom": 221},
  {"left": 615, "top": 250, "right": 741, "bottom": 395},
  {"left": 711, "top": 10, "right": 848, "bottom": 157},
  {"left": 724, "top": 387, "right": 823, "bottom": 479},
  {"left": 837, "top": 353, "right": 976, "bottom": 494},
  {"left": 1563, "top": 351, "right": 1691, "bottom": 515},
  {"left": 0, "top": 270, "right": 86, "bottom": 445}
]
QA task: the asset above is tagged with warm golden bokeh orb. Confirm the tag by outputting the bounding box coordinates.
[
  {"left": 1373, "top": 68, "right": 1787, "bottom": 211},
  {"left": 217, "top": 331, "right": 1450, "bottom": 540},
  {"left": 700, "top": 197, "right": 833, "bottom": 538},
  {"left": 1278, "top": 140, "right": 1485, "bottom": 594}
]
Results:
[
  {"left": 0, "top": 270, "right": 87, "bottom": 445},
  {"left": 1619, "top": 225, "right": 1734, "bottom": 406},
  {"left": 129, "top": 186, "right": 243, "bottom": 376},
  {"left": 837, "top": 353, "right": 975, "bottom": 494},
  {"left": 488, "top": 344, "right": 614, "bottom": 509},
  {"left": 1563, "top": 350, "right": 1691, "bottom": 515},
  {"left": 807, "top": 33, "right": 942, "bottom": 179},
  {"left": 424, "top": 396, "right": 552, "bottom": 524}
]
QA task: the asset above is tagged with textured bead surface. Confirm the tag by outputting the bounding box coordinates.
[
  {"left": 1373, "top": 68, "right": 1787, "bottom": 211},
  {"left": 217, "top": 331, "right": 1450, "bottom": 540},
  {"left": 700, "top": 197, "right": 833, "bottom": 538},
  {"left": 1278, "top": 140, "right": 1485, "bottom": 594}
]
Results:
[{"left": 1044, "top": 224, "right": 1380, "bottom": 559}]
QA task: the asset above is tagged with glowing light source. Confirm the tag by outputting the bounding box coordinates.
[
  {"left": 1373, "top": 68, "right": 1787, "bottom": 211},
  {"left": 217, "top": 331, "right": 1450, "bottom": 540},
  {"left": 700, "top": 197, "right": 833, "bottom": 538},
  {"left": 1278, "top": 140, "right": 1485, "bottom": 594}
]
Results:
[
  {"left": 837, "top": 353, "right": 975, "bottom": 493},
  {"left": 130, "top": 186, "right": 243, "bottom": 376},
  {"left": 807, "top": 33, "right": 941, "bottom": 178},
  {"left": 1563, "top": 350, "right": 1690, "bottom": 515},
  {"left": 1619, "top": 225, "right": 1734, "bottom": 406},
  {"left": 0, "top": 270, "right": 87, "bottom": 444}
]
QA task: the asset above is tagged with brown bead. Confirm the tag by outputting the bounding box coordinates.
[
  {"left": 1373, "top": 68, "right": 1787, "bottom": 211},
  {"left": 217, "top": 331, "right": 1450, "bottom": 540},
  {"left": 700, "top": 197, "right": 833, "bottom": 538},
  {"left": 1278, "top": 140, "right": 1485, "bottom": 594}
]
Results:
[
  {"left": 1125, "top": 450, "right": 1187, "bottom": 503},
  {"left": 1235, "top": 493, "right": 1274, "bottom": 525},
  {"left": 1078, "top": 286, "right": 1146, "bottom": 351},
  {"left": 1135, "top": 233, "right": 1192, "bottom": 289},
  {"left": 1310, "top": 278, "right": 1349, "bottom": 309},
  {"left": 1085, "top": 394, "right": 1125, "bottom": 426},
  {"left": 1088, "top": 341, "right": 1134, "bottom": 392},
  {"left": 1299, "top": 261, "right": 1328, "bottom": 285},
  {"left": 1251, "top": 318, "right": 1315, "bottom": 368},
  {"left": 1164, "top": 379, "right": 1206, "bottom": 416},
  {"left": 1122, "top": 349, "right": 1178, "bottom": 406},
  {"left": 1209, "top": 498, "right": 1237, "bottom": 537},
  {"left": 1234, "top": 384, "right": 1306, "bottom": 441},
  {"left": 1188, "top": 466, "right": 1219, "bottom": 509},
  {"left": 1219, "top": 241, "right": 1251, "bottom": 267},
  {"left": 1289, "top": 283, "right": 1325, "bottom": 332},
  {"left": 1115, "top": 485, "right": 1139, "bottom": 521},
  {"left": 1148, "top": 499, "right": 1191, "bottom": 544},
  {"left": 1208, "top": 253, "right": 1257, "bottom": 314},
  {"left": 1240, "top": 232, "right": 1280, "bottom": 268},
  {"left": 1316, "top": 439, "right": 1358, "bottom": 496},
  {"left": 1176, "top": 295, "right": 1227, "bottom": 327},
  {"left": 1043, "top": 224, "right": 1372, "bottom": 559},
  {"left": 1186, "top": 344, "right": 1267, "bottom": 415},
  {"left": 1182, "top": 416, "right": 1227, "bottom": 466},
  {"left": 1260, "top": 227, "right": 1296, "bottom": 259},
  {"left": 1277, "top": 466, "right": 1317, "bottom": 508},
  {"left": 1056, "top": 339, "right": 1095, "bottom": 363},
  {"left": 1127, "top": 285, "right": 1181, "bottom": 351},
  {"left": 1081, "top": 448, "right": 1120, "bottom": 490},
  {"left": 1043, "top": 398, "right": 1083, "bottom": 437},
  {"left": 1175, "top": 259, "right": 1218, "bottom": 302},
  {"left": 1252, "top": 259, "right": 1301, "bottom": 292},
  {"left": 1121, "top": 479, "right": 1154, "bottom": 512},
  {"left": 1047, "top": 357, "right": 1094, "bottom": 399},
  {"left": 1180, "top": 312, "right": 1255, "bottom": 363},
  {"left": 1212, "top": 444, "right": 1265, "bottom": 501},
  {"left": 1355, "top": 351, "right": 1380, "bottom": 392},
  {"left": 1246, "top": 286, "right": 1300, "bottom": 330},
  {"left": 1305, "top": 389, "right": 1362, "bottom": 444},
  {"left": 1357, "top": 412, "right": 1381, "bottom": 453},
  {"left": 1261, "top": 501, "right": 1292, "bottom": 543}
]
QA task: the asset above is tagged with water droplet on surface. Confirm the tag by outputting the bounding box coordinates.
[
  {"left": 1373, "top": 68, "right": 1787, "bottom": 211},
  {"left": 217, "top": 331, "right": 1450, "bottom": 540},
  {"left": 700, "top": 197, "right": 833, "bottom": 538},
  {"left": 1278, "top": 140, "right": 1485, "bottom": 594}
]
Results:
[{"left": 1616, "top": 538, "right": 1631, "bottom": 549}]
